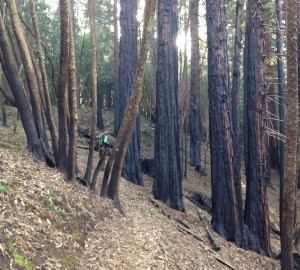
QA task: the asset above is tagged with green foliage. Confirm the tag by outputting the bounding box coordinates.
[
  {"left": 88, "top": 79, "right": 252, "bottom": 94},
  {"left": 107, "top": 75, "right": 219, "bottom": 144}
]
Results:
[
  {"left": 43, "top": 186, "right": 65, "bottom": 216},
  {"left": 0, "top": 181, "right": 8, "bottom": 193},
  {"left": 8, "top": 241, "right": 33, "bottom": 270}
]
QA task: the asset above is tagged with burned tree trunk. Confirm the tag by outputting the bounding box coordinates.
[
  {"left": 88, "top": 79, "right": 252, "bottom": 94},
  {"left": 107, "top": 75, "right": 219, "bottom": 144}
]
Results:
[
  {"left": 153, "top": 0, "right": 184, "bottom": 212},
  {"left": 206, "top": 0, "right": 246, "bottom": 246},
  {"left": 243, "top": 0, "right": 271, "bottom": 256}
]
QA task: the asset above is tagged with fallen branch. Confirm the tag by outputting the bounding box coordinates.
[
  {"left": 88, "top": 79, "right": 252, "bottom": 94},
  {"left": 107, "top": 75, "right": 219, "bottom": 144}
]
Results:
[
  {"left": 197, "top": 208, "right": 220, "bottom": 251},
  {"left": 184, "top": 193, "right": 212, "bottom": 215},
  {"left": 77, "top": 144, "right": 89, "bottom": 150},
  {"left": 177, "top": 225, "right": 236, "bottom": 270}
]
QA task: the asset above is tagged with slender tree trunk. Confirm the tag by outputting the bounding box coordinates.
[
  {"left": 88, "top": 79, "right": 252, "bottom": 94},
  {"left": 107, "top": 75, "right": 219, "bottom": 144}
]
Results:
[
  {"left": 67, "top": 0, "right": 78, "bottom": 181},
  {"left": 206, "top": 0, "right": 246, "bottom": 246},
  {"left": 113, "top": 0, "right": 120, "bottom": 136},
  {"left": 243, "top": 0, "right": 271, "bottom": 256},
  {"left": 281, "top": 0, "right": 298, "bottom": 268},
  {"left": 189, "top": 0, "right": 202, "bottom": 169},
  {"left": 29, "top": 0, "right": 58, "bottom": 162},
  {"left": 101, "top": 0, "right": 156, "bottom": 207},
  {"left": 83, "top": 0, "right": 98, "bottom": 185},
  {"left": 0, "top": 11, "right": 45, "bottom": 161},
  {"left": 57, "top": 0, "right": 70, "bottom": 172},
  {"left": 7, "top": 0, "right": 45, "bottom": 143},
  {"left": 275, "top": 0, "right": 286, "bottom": 232}
]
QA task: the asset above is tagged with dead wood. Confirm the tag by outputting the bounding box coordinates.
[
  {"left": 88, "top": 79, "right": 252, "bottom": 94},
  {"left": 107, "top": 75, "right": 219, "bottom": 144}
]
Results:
[
  {"left": 197, "top": 208, "right": 220, "bottom": 251},
  {"left": 177, "top": 225, "right": 237, "bottom": 270},
  {"left": 184, "top": 193, "right": 212, "bottom": 215}
]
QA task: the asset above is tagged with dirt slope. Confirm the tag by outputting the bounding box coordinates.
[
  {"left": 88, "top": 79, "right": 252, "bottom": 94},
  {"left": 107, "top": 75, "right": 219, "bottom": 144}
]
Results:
[{"left": 0, "top": 113, "right": 280, "bottom": 270}]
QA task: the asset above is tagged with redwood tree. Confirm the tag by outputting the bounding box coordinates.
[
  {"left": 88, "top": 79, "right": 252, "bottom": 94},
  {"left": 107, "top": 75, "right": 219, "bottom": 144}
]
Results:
[
  {"left": 117, "top": 0, "right": 143, "bottom": 185},
  {"left": 206, "top": 0, "right": 245, "bottom": 245},
  {"left": 243, "top": 0, "right": 271, "bottom": 256},
  {"left": 153, "top": 0, "right": 184, "bottom": 212}
]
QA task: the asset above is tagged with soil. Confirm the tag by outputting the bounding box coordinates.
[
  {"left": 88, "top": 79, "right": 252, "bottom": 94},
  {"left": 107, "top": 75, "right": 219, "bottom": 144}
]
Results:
[{"left": 0, "top": 108, "right": 281, "bottom": 269}]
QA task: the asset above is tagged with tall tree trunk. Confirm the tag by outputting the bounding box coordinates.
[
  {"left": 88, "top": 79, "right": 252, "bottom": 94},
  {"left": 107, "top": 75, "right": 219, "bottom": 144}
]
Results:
[
  {"left": 67, "top": 0, "right": 78, "bottom": 181},
  {"left": 0, "top": 11, "right": 45, "bottom": 161},
  {"left": 281, "top": 0, "right": 298, "bottom": 268},
  {"left": 275, "top": 0, "right": 286, "bottom": 232},
  {"left": 57, "top": 0, "right": 70, "bottom": 172},
  {"left": 29, "top": 0, "right": 58, "bottom": 162},
  {"left": 189, "top": 0, "right": 202, "bottom": 169},
  {"left": 231, "top": 0, "right": 244, "bottom": 172},
  {"left": 7, "top": 0, "right": 45, "bottom": 143},
  {"left": 117, "top": 0, "right": 143, "bottom": 185},
  {"left": 153, "top": 0, "right": 184, "bottom": 212},
  {"left": 113, "top": 0, "right": 120, "bottom": 136},
  {"left": 243, "top": 0, "right": 271, "bottom": 256},
  {"left": 206, "top": 0, "right": 246, "bottom": 246},
  {"left": 83, "top": 0, "right": 98, "bottom": 185},
  {"left": 100, "top": 0, "right": 156, "bottom": 208}
]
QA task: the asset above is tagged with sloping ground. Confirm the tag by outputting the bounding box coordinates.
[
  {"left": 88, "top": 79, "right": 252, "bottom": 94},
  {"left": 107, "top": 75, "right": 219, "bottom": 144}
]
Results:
[{"left": 0, "top": 120, "right": 280, "bottom": 269}]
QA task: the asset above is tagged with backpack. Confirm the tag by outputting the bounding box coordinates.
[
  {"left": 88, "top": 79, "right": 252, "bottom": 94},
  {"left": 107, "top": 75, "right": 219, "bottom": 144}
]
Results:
[{"left": 95, "top": 134, "right": 104, "bottom": 149}]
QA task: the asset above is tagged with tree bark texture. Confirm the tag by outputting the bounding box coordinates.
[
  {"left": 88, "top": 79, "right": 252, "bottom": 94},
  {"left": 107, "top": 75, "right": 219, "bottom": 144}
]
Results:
[
  {"left": 281, "top": 0, "right": 298, "bottom": 268},
  {"left": 206, "top": 0, "right": 245, "bottom": 246},
  {"left": 189, "top": 0, "right": 202, "bottom": 169},
  {"left": 118, "top": 0, "right": 143, "bottom": 185},
  {"left": 83, "top": 0, "right": 98, "bottom": 184},
  {"left": 113, "top": 0, "right": 120, "bottom": 136},
  {"left": 57, "top": 0, "right": 70, "bottom": 171},
  {"left": 67, "top": 1, "right": 78, "bottom": 181},
  {"left": 243, "top": 0, "right": 271, "bottom": 256},
  {"left": 231, "top": 0, "right": 244, "bottom": 173},
  {"left": 275, "top": 0, "right": 286, "bottom": 233},
  {"left": 153, "top": 0, "right": 184, "bottom": 212},
  {"left": 0, "top": 11, "right": 45, "bottom": 161}
]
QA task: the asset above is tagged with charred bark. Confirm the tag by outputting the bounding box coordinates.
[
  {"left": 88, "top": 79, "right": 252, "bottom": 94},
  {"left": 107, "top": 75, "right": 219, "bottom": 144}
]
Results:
[{"left": 153, "top": 0, "right": 184, "bottom": 212}]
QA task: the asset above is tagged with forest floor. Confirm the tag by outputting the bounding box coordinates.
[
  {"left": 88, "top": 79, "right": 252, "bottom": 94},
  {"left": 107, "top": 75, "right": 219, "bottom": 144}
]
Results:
[{"left": 0, "top": 108, "right": 282, "bottom": 269}]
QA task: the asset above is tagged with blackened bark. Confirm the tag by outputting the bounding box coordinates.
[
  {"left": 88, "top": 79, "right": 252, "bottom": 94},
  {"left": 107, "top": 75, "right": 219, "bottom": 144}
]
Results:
[
  {"left": 189, "top": 0, "right": 202, "bottom": 168},
  {"left": 118, "top": 0, "right": 143, "bottom": 185},
  {"left": 153, "top": 0, "right": 184, "bottom": 212},
  {"left": 243, "top": 0, "right": 271, "bottom": 256},
  {"left": 206, "top": 0, "right": 246, "bottom": 246},
  {"left": 231, "top": 0, "right": 244, "bottom": 173}
]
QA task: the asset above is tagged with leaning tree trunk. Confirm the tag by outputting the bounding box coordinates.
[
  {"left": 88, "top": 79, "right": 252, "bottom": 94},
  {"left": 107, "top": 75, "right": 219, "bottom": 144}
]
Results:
[
  {"left": 83, "top": 0, "right": 98, "bottom": 185},
  {"left": 243, "top": 0, "right": 271, "bottom": 256},
  {"left": 117, "top": 0, "right": 143, "bottom": 185},
  {"left": 0, "top": 11, "right": 45, "bottom": 161},
  {"left": 29, "top": 0, "right": 58, "bottom": 161},
  {"left": 100, "top": 0, "right": 157, "bottom": 209},
  {"left": 206, "top": 0, "right": 246, "bottom": 246},
  {"left": 280, "top": 0, "right": 298, "bottom": 268},
  {"left": 189, "top": 0, "right": 202, "bottom": 169},
  {"left": 7, "top": 0, "right": 47, "bottom": 145},
  {"left": 153, "top": 0, "right": 185, "bottom": 212}
]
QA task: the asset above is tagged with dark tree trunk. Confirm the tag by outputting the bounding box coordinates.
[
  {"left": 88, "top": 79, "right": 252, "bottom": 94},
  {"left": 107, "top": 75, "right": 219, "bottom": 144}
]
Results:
[
  {"left": 97, "top": 78, "right": 104, "bottom": 130},
  {"left": 189, "top": 0, "right": 202, "bottom": 169},
  {"left": 275, "top": 0, "right": 286, "bottom": 233},
  {"left": 1, "top": 101, "right": 8, "bottom": 127},
  {"left": 57, "top": 0, "right": 70, "bottom": 171},
  {"left": 118, "top": 0, "right": 143, "bottom": 185},
  {"left": 231, "top": 0, "right": 244, "bottom": 173},
  {"left": 206, "top": 0, "right": 246, "bottom": 246},
  {"left": 243, "top": 0, "right": 271, "bottom": 256},
  {"left": 153, "top": 0, "right": 184, "bottom": 212}
]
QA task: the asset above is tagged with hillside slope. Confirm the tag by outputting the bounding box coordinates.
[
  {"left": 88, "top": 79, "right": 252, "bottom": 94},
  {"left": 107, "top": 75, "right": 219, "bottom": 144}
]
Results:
[{"left": 0, "top": 114, "right": 280, "bottom": 269}]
